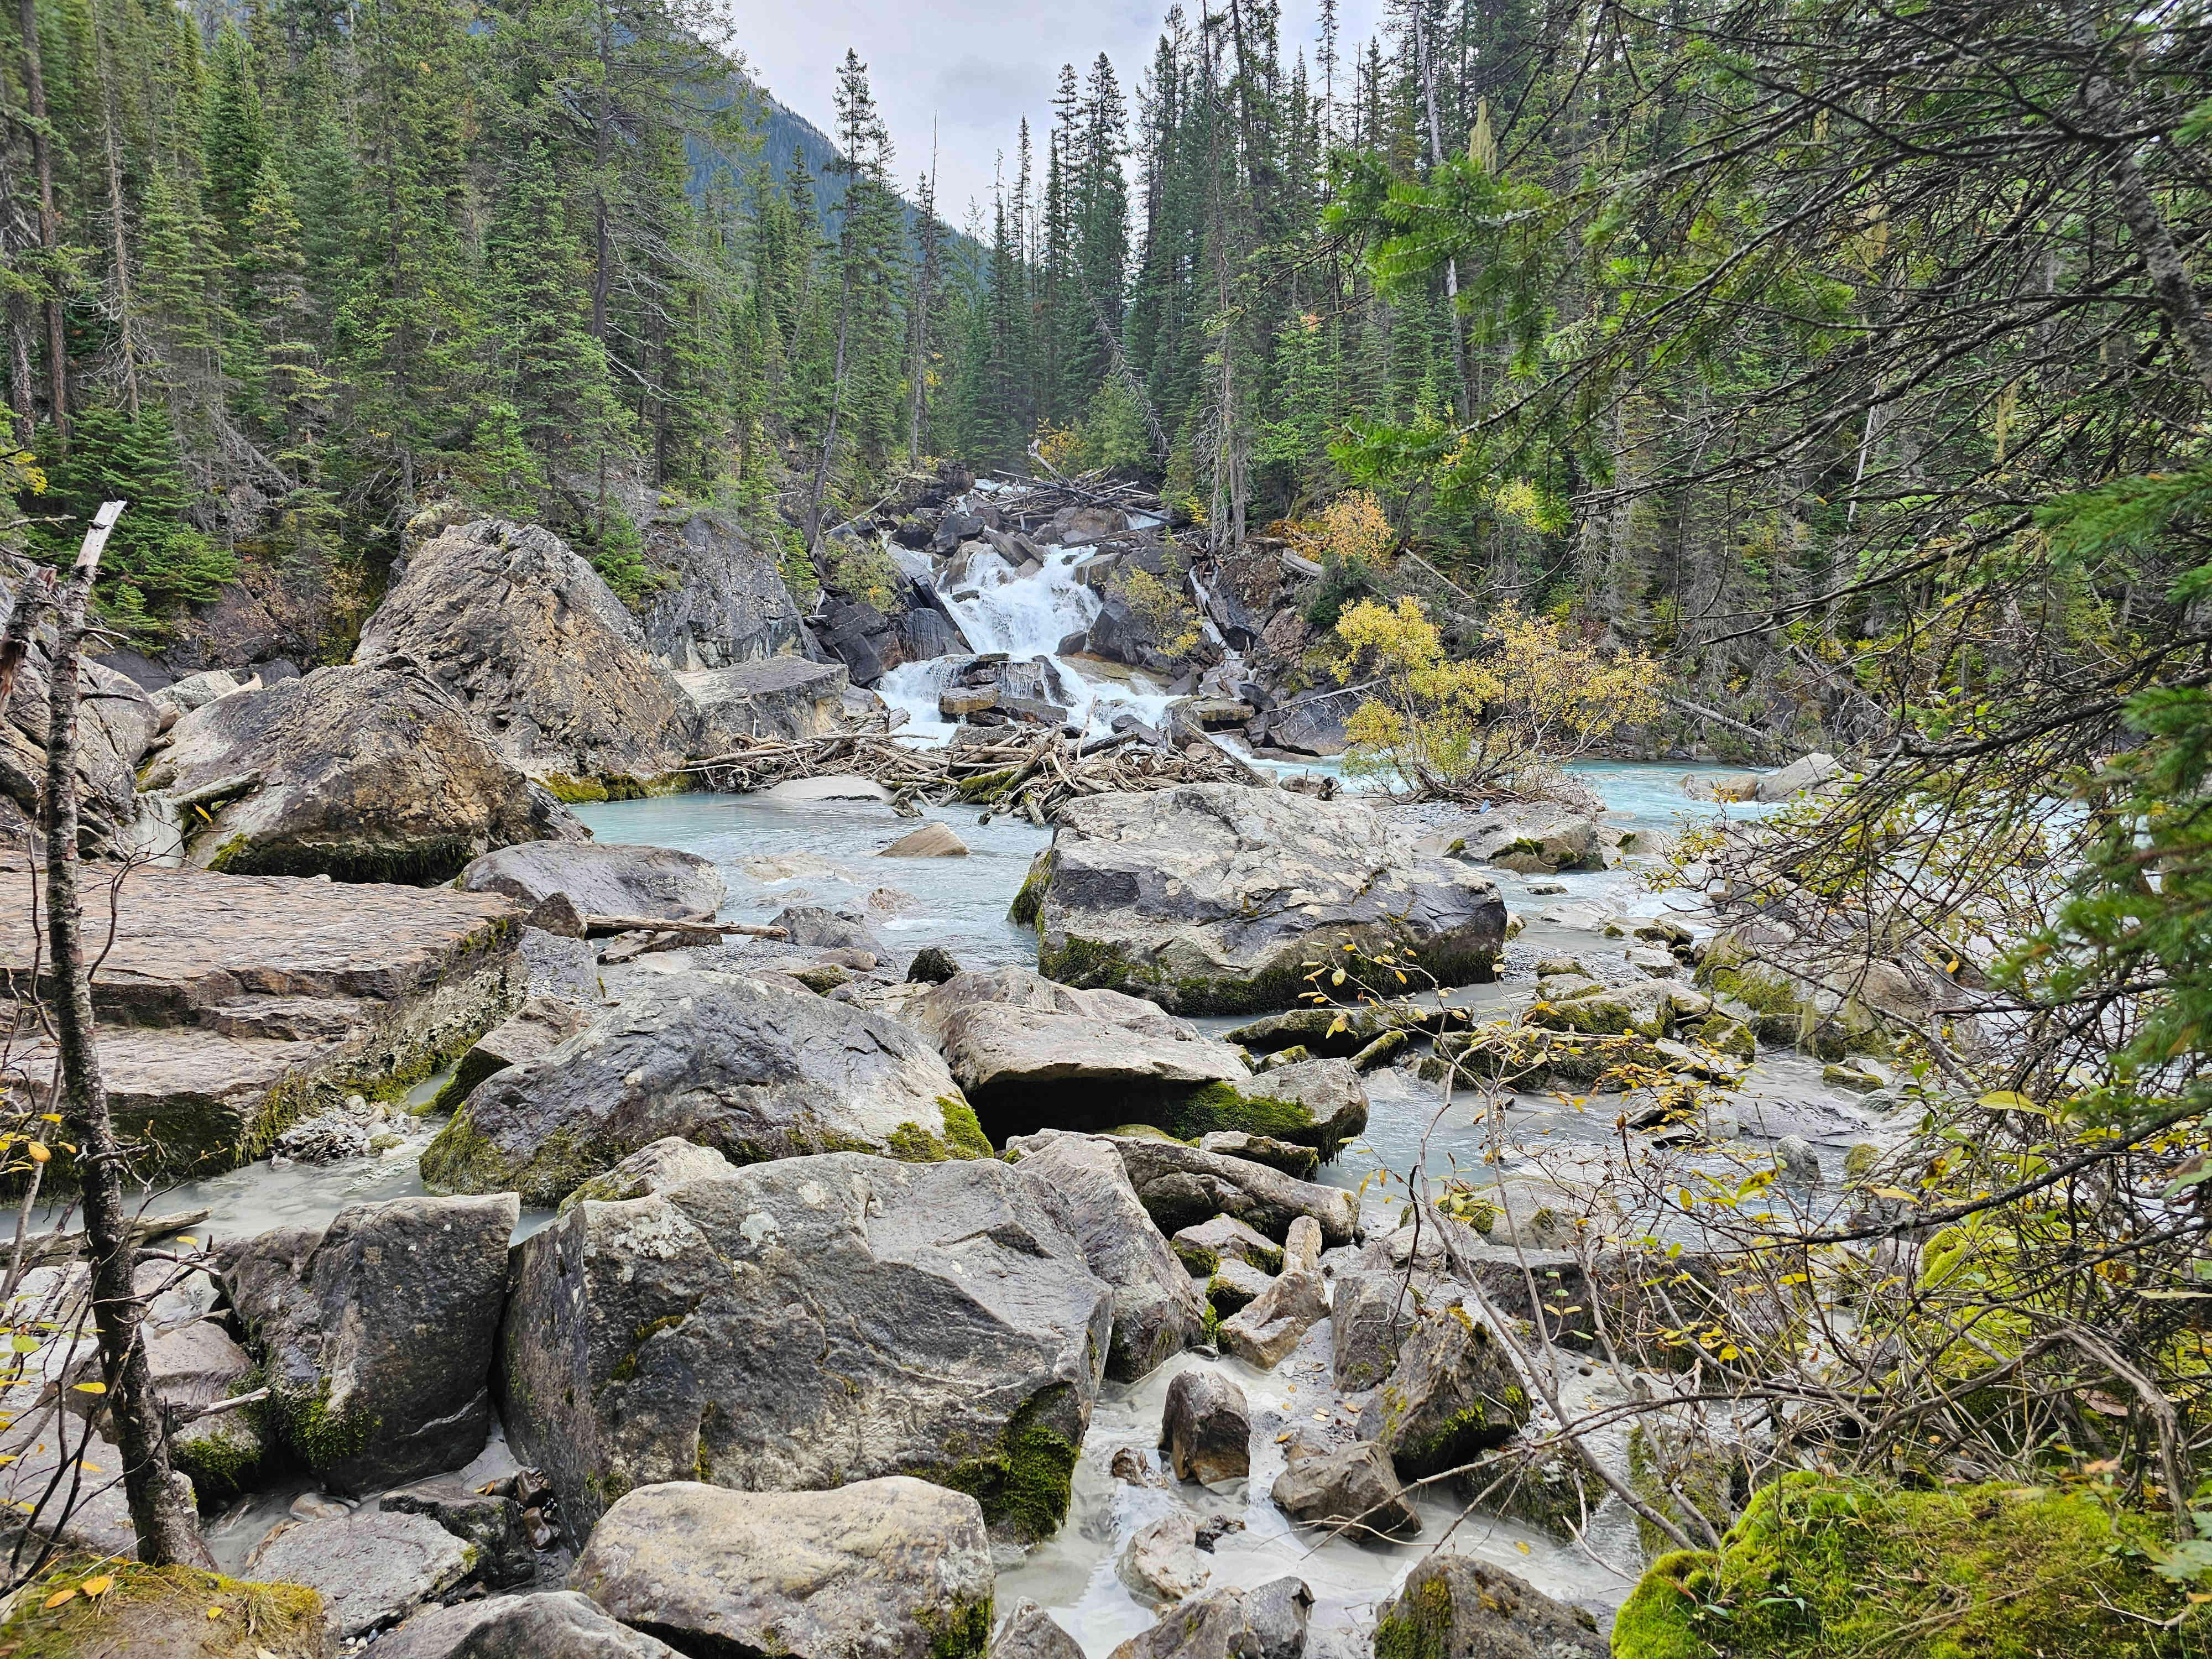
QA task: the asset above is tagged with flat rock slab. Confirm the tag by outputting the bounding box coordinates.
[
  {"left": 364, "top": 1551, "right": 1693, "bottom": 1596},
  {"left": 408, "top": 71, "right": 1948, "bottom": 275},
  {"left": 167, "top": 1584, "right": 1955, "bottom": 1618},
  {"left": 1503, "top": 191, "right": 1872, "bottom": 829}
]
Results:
[
  {"left": 572, "top": 1479, "right": 993, "bottom": 1659},
  {"left": 247, "top": 1507, "right": 475, "bottom": 1637},
  {"left": 0, "top": 857, "right": 521, "bottom": 1177}
]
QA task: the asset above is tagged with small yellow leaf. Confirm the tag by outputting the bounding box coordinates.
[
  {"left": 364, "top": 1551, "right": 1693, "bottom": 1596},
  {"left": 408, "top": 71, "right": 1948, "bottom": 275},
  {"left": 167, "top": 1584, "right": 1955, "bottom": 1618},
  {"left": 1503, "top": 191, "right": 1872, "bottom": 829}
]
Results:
[
  {"left": 1870, "top": 1185, "right": 1919, "bottom": 1203},
  {"left": 207, "top": 1605, "right": 225, "bottom": 1619},
  {"left": 1514, "top": 1540, "right": 1531, "bottom": 1554},
  {"left": 26, "top": 1144, "right": 48, "bottom": 1164},
  {"left": 42, "top": 1587, "right": 76, "bottom": 1609},
  {"left": 79, "top": 1575, "right": 111, "bottom": 1597},
  {"left": 1331, "top": 969, "right": 1345, "bottom": 986},
  {"left": 71, "top": 1381, "right": 106, "bottom": 1394},
  {"left": 38, "top": 1114, "right": 59, "bottom": 1124}
]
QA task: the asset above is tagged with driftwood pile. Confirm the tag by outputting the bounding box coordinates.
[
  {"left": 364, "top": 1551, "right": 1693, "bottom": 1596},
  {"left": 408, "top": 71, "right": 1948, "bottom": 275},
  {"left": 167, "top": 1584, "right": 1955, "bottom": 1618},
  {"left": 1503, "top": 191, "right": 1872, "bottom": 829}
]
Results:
[
  {"left": 984, "top": 466, "right": 1165, "bottom": 534},
  {"left": 681, "top": 725, "right": 1264, "bottom": 826}
]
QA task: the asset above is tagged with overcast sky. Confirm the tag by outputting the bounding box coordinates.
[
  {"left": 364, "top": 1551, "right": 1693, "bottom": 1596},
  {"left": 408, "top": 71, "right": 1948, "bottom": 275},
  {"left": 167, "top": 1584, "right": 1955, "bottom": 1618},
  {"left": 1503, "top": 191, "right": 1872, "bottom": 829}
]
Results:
[{"left": 722, "top": 0, "right": 1396, "bottom": 231}]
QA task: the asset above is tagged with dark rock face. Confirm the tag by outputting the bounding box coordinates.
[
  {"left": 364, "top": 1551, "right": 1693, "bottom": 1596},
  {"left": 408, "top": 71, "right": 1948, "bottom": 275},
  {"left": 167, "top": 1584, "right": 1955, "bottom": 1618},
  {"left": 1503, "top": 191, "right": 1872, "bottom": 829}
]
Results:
[
  {"left": 571, "top": 1478, "right": 994, "bottom": 1659},
  {"left": 420, "top": 970, "right": 978, "bottom": 1207},
  {"left": 1160, "top": 1368, "right": 1251, "bottom": 1484},
  {"left": 901, "top": 604, "right": 968, "bottom": 660},
  {"left": 497, "top": 1151, "right": 1114, "bottom": 1541},
  {"left": 0, "top": 855, "right": 524, "bottom": 1179},
  {"left": 1357, "top": 1306, "right": 1531, "bottom": 1481},
  {"left": 1331, "top": 1269, "right": 1410, "bottom": 1391},
  {"left": 1369, "top": 1556, "right": 1605, "bottom": 1659},
  {"left": 639, "top": 509, "right": 810, "bottom": 669},
  {"left": 147, "top": 664, "right": 583, "bottom": 883},
  {"left": 354, "top": 517, "right": 699, "bottom": 788},
  {"left": 375, "top": 1592, "right": 681, "bottom": 1658},
  {"left": 1269, "top": 1441, "right": 1418, "bottom": 1537},
  {"left": 460, "top": 841, "right": 726, "bottom": 924},
  {"left": 218, "top": 1193, "right": 519, "bottom": 1494},
  {"left": 681, "top": 656, "right": 851, "bottom": 745},
  {"left": 812, "top": 595, "right": 906, "bottom": 687},
  {"left": 1008, "top": 1130, "right": 1205, "bottom": 1381},
  {"left": 1027, "top": 784, "right": 1506, "bottom": 1013},
  {"left": 1248, "top": 686, "right": 1360, "bottom": 758}
]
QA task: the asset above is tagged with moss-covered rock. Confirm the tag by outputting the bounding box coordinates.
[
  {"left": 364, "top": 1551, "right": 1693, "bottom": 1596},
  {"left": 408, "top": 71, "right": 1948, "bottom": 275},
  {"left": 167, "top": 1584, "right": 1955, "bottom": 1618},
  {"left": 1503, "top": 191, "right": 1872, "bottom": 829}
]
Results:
[
  {"left": 0, "top": 1556, "right": 329, "bottom": 1658},
  {"left": 1613, "top": 1473, "right": 2205, "bottom": 1659}
]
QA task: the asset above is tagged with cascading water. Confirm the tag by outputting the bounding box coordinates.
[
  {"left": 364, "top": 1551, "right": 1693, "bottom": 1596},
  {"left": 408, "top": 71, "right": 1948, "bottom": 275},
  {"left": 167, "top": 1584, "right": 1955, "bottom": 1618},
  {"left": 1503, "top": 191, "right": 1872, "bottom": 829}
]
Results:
[{"left": 875, "top": 498, "right": 1184, "bottom": 745}]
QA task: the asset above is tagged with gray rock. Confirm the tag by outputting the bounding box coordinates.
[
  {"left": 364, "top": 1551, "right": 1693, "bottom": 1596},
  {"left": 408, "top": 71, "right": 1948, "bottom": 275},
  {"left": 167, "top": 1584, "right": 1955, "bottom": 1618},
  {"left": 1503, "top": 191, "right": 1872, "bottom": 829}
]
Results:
[
  {"left": 1008, "top": 1130, "right": 1206, "bottom": 1381},
  {"left": 1282, "top": 1217, "right": 1323, "bottom": 1275},
  {"left": 681, "top": 657, "right": 849, "bottom": 746},
  {"left": 1369, "top": 1555, "right": 1603, "bottom": 1658},
  {"left": 1083, "top": 1135, "right": 1359, "bottom": 1245},
  {"left": 1358, "top": 1307, "right": 1530, "bottom": 1480},
  {"left": 498, "top": 1152, "right": 1113, "bottom": 1541},
  {"left": 355, "top": 517, "right": 700, "bottom": 786},
  {"left": 1756, "top": 751, "right": 1844, "bottom": 802},
  {"left": 1161, "top": 1368, "right": 1250, "bottom": 1484},
  {"left": 1121, "top": 1512, "right": 1211, "bottom": 1604},
  {"left": 1218, "top": 1267, "right": 1327, "bottom": 1370},
  {"left": 639, "top": 508, "right": 812, "bottom": 669},
  {"left": 1108, "top": 1579, "right": 1312, "bottom": 1659},
  {"left": 1438, "top": 804, "right": 1607, "bottom": 875},
  {"left": 247, "top": 1507, "right": 476, "bottom": 1637},
  {"left": 1, "top": 577, "right": 161, "bottom": 855},
  {"left": 1244, "top": 1059, "right": 1370, "bottom": 1156},
  {"left": 1206, "top": 1255, "right": 1272, "bottom": 1317},
  {"left": 1270, "top": 1440, "right": 1418, "bottom": 1537},
  {"left": 571, "top": 1478, "right": 993, "bottom": 1659},
  {"left": 1195, "top": 1131, "right": 1318, "bottom": 1180},
  {"left": 420, "top": 970, "right": 980, "bottom": 1207},
  {"left": 431, "top": 994, "right": 594, "bottom": 1113},
  {"left": 1775, "top": 1134, "right": 1821, "bottom": 1181},
  {"left": 0, "top": 1421, "right": 198, "bottom": 1560},
  {"left": 1171, "top": 1214, "right": 1283, "bottom": 1275},
  {"left": 460, "top": 841, "right": 727, "bottom": 925},
  {"left": 768, "top": 903, "right": 885, "bottom": 956},
  {"left": 218, "top": 1193, "right": 519, "bottom": 1494},
  {"left": 381, "top": 1477, "right": 536, "bottom": 1589},
  {"left": 149, "top": 664, "right": 584, "bottom": 883},
  {"left": 374, "top": 1591, "right": 681, "bottom": 1658},
  {"left": 519, "top": 926, "right": 602, "bottom": 1000},
  {"left": 1027, "top": 784, "right": 1505, "bottom": 1013},
  {"left": 992, "top": 1600, "right": 1085, "bottom": 1659},
  {"left": 557, "top": 1135, "right": 735, "bottom": 1213},
  {"left": 882, "top": 821, "right": 969, "bottom": 857},
  {"left": 911, "top": 967, "right": 1250, "bottom": 1135},
  {"left": 1331, "top": 1269, "right": 1412, "bottom": 1391}
]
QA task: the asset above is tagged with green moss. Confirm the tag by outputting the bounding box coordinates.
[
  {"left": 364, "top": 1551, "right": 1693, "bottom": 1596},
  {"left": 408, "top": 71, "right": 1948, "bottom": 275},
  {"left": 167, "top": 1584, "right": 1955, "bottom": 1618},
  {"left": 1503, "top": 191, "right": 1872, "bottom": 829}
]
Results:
[
  {"left": 0, "top": 1555, "right": 327, "bottom": 1657},
  {"left": 884, "top": 1098, "right": 993, "bottom": 1163},
  {"left": 914, "top": 1386, "right": 1082, "bottom": 1543},
  {"left": 541, "top": 773, "right": 612, "bottom": 803},
  {"left": 1009, "top": 851, "right": 1054, "bottom": 925},
  {"left": 1373, "top": 1570, "right": 1455, "bottom": 1659},
  {"left": 918, "top": 1595, "right": 994, "bottom": 1659},
  {"left": 1612, "top": 1473, "right": 2204, "bottom": 1659},
  {"left": 276, "top": 1376, "right": 375, "bottom": 1474}
]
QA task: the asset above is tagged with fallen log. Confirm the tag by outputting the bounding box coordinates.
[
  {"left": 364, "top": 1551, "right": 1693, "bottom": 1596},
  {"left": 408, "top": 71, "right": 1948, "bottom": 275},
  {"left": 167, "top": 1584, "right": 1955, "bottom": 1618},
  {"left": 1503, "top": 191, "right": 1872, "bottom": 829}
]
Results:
[
  {"left": 22, "top": 1207, "right": 211, "bottom": 1266},
  {"left": 581, "top": 915, "right": 789, "bottom": 940}
]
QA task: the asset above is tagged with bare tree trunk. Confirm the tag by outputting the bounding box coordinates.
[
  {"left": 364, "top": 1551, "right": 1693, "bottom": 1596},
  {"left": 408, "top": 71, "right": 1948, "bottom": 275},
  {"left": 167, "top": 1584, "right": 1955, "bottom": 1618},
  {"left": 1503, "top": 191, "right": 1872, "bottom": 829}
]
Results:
[
  {"left": 4, "top": 292, "right": 32, "bottom": 446},
  {"left": 1411, "top": 3, "right": 1472, "bottom": 423},
  {"left": 34, "top": 503, "right": 211, "bottom": 1569},
  {"left": 16, "top": 0, "right": 67, "bottom": 446}
]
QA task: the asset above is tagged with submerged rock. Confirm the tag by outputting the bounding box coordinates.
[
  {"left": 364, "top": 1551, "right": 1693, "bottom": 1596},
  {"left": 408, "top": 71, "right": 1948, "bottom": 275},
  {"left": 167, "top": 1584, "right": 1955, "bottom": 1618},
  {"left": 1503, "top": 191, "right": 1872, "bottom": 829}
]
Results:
[
  {"left": 498, "top": 1151, "right": 1113, "bottom": 1541},
  {"left": 420, "top": 970, "right": 983, "bottom": 1206},
  {"left": 1121, "top": 1512, "right": 1213, "bottom": 1604},
  {"left": 571, "top": 1478, "right": 993, "bottom": 1659},
  {"left": 1008, "top": 1129, "right": 1206, "bottom": 1381},
  {"left": 1161, "top": 1368, "right": 1251, "bottom": 1484},
  {"left": 1021, "top": 783, "right": 1505, "bottom": 1014},
  {"left": 375, "top": 1591, "right": 681, "bottom": 1657},
  {"left": 149, "top": 664, "right": 583, "bottom": 883},
  {"left": 219, "top": 1193, "right": 519, "bottom": 1494}
]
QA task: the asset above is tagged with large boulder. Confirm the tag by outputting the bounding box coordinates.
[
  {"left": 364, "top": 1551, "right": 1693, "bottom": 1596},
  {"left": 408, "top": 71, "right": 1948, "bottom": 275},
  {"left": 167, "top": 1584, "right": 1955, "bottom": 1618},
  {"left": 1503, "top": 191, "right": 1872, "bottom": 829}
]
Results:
[
  {"left": 497, "top": 1151, "right": 1114, "bottom": 1541},
  {"left": 1160, "top": 1368, "right": 1250, "bottom": 1484},
  {"left": 420, "top": 970, "right": 983, "bottom": 1207},
  {"left": 572, "top": 1479, "right": 993, "bottom": 1659},
  {"left": 0, "top": 576, "right": 158, "bottom": 855},
  {"left": 1269, "top": 1440, "right": 1419, "bottom": 1538},
  {"left": 639, "top": 508, "right": 811, "bottom": 669},
  {"left": 144, "top": 664, "right": 584, "bottom": 883},
  {"left": 1057, "top": 1134, "right": 1358, "bottom": 1245},
  {"left": 1021, "top": 784, "right": 1505, "bottom": 1013},
  {"left": 1755, "top": 750, "right": 1844, "bottom": 801},
  {"left": 459, "top": 841, "right": 726, "bottom": 925},
  {"left": 376, "top": 1592, "right": 681, "bottom": 1658},
  {"left": 218, "top": 1193, "right": 519, "bottom": 1494},
  {"left": 1372, "top": 1556, "right": 1604, "bottom": 1659},
  {"left": 1358, "top": 1306, "right": 1530, "bottom": 1481},
  {"left": 1007, "top": 1130, "right": 1206, "bottom": 1381},
  {"left": 681, "top": 656, "right": 851, "bottom": 745},
  {"left": 356, "top": 517, "right": 700, "bottom": 791}
]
